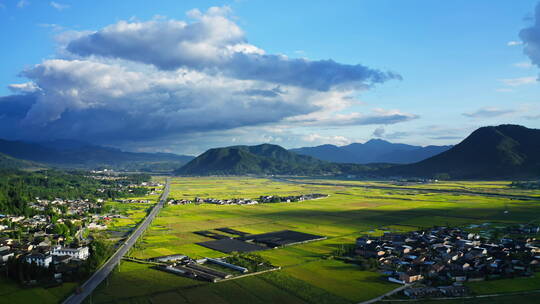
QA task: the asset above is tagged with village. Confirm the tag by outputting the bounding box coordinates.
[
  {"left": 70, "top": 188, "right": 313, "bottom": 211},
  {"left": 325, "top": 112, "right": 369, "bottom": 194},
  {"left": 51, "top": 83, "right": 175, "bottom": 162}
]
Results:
[
  {"left": 0, "top": 174, "right": 159, "bottom": 288},
  {"left": 354, "top": 225, "right": 540, "bottom": 299},
  {"left": 0, "top": 209, "right": 94, "bottom": 286},
  {"left": 167, "top": 193, "right": 329, "bottom": 206}
]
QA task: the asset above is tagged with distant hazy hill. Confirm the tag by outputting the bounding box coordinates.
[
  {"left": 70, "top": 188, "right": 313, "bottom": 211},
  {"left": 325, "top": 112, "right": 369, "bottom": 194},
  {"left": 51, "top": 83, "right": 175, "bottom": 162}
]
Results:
[
  {"left": 176, "top": 143, "right": 385, "bottom": 175},
  {"left": 386, "top": 125, "right": 540, "bottom": 179},
  {"left": 0, "top": 139, "right": 194, "bottom": 172},
  {"left": 0, "top": 153, "right": 44, "bottom": 170},
  {"left": 291, "top": 139, "right": 452, "bottom": 164}
]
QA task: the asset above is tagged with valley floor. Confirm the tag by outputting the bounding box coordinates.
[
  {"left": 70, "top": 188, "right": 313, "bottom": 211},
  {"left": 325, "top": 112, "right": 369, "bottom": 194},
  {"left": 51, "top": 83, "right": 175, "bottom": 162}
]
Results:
[{"left": 85, "top": 177, "right": 540, "bottom": 304}]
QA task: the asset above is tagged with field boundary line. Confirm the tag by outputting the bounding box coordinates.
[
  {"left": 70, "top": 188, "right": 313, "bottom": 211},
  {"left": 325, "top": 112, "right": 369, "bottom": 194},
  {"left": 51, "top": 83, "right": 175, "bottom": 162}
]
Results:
[{"left": 217, "top": 267, "right": 281, "bottom": 282}]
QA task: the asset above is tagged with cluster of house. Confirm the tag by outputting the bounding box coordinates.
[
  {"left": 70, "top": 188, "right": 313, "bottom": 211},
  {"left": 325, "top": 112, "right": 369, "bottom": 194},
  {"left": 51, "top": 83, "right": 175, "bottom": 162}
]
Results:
[
  {"left": 1, "top": 214, "right": 52, "bottom": 230},
  {"left": 87, "top": 173, "right": 160, "bottom": 194},
  {"left": 355, "top": 225, "right": 540, "bottom": 297},
  {"left": 0, "top": 174, "right": 162, "bottom": 286},
  {"left": 258, "top": 193, "right": 328, "bottom": 203},
  {"left": 114, "top": 199, "right": 151, "bottom": 204},
  {"left": 392, "top": 178, "right": 440, "bottom": 185},
  {"left": 403, "top": 285, "right": 467, "bottom": 298},
  {"left": 0, "top": 205, "right": 123, "bottom": 281},
  {"left": 29, "top": 198, "right": 102, "bottom": 216},
  {"left": 1, "top": 234, "right": 90, "bottom": 272},
  {"left": 8, "top": 199, "right": 121, "bottom": 234},
  {"left": 140, "top": 181, "right": 164, "bottom": 188},
  {"left": 167, "top": 193, "right": 328, "bottom": 206},
  {"left": 0, "top": 212, "right": 100, "bottom": 285},
  {"left": 168, "top": 197, "right": 260, "bottom": 205},
  {"left": 140, "top": 182, "right": 164, "bottom": 195},
  {"left": 23, "top": 245, "right": 90, "bottom": 268},
  {"left": 168, "top": 199, "right": 195, "bottom": 205}
]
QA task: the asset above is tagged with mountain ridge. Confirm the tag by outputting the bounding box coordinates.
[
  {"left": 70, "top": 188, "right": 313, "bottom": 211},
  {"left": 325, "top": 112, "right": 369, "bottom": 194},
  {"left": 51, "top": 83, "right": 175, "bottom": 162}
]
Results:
[
  {"left": 384, "top": 124, "right": 540, "bottom": 179},
  {"left": 0, "top": 138, "right": 195, "bottom": 172},
  {"left": 291, "top": 139, "right": 452, "bottom": 164}
]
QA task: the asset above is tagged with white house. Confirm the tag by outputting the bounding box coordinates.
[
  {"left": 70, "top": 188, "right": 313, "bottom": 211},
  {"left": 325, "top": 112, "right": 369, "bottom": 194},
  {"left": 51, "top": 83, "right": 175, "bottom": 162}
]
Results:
[
  {"left": 51, "top": 246, "right": 90, "bottom": 260},
  {"left": 25, "top": 253, "right": 53, "bottom": 268},
  {"left": 0, "top": 250, "right": 14, "bottom": 263},
  {"left": 88, "top": 222, "right": 107, "bottom": 230}
]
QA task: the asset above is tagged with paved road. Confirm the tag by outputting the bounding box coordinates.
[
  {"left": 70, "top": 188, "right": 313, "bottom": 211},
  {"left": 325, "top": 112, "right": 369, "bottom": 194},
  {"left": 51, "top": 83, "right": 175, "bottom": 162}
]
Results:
[{"left": 63, "top": 178, "right": 171, "bottom": 304}]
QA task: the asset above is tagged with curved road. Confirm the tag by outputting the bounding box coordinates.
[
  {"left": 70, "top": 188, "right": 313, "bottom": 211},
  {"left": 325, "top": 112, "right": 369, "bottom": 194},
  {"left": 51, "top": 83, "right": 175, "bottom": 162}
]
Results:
[{"left": 63, "top": 178, "right": 170, "bottom": 304}]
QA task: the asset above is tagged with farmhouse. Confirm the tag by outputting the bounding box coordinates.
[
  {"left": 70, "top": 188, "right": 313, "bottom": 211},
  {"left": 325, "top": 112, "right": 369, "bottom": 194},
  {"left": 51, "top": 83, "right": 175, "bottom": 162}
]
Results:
[
  {"left": 152, "top": 254, "right": 187, "bottom": 263},
  {"left": 25, "top": 253, "right": 53, "bottom": 268},
  {"left": 51, "top": 246, "right": 90, "bottom": 260},
  {"left": 0, "top": 249, "right": 14, "bottom": 263}
]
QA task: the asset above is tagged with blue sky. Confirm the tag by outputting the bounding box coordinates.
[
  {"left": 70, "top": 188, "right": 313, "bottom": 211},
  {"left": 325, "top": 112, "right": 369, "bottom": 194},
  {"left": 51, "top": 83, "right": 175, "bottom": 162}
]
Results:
[{"left": 1, "top": 0, "right": 539, "bottom": 154}]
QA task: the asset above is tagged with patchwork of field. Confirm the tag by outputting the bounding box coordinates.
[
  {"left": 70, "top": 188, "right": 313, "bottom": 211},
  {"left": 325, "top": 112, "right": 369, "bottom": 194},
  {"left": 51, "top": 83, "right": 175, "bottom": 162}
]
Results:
[
  {"left": 293, "top": 178, "right": 540, "bottom": 198},
  {"left": 100, "top": 201, "right": 155, "bottom": 240},
  {"left": 89, "top": 177, "right": 540, "bottom": 304}
]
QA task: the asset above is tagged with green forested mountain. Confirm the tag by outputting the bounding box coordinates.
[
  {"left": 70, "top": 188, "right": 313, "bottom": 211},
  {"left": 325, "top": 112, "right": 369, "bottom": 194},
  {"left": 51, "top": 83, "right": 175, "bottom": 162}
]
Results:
[
  {"left": 0, "top": 153, "right": 44, "bottom": 170},
  {"left": 175, "top": 144, "right": 385, "bottom": 175},
  {"left": 384, "top": 125, "right": 540, "bottom": 179}
]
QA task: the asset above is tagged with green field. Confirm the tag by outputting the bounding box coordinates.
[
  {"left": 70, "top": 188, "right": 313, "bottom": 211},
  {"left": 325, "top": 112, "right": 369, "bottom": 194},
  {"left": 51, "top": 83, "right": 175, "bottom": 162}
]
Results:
[
  {"left": 87, "top": 177, "right": 540, "bottom": 304},
  {"left": 0, "top": 277, "right": 78, "bottom": 304}
]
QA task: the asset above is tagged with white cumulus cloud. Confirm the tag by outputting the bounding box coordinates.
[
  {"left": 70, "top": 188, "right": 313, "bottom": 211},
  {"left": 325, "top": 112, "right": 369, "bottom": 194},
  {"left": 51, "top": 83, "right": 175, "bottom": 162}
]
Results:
[{"left": 0, "top": 6, "right": 412, "bottom": 149}]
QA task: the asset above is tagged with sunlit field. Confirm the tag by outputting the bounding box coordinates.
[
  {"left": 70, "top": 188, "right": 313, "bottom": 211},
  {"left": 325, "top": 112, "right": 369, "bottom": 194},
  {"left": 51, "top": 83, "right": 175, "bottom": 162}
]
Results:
[{"left": 87, "top": 177, "right": 540, "bottom": 304}]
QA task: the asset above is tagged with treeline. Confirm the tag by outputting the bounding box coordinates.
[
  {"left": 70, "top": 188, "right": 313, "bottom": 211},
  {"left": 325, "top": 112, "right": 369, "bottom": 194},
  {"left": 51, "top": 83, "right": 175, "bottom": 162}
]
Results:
[
  {"left": 0, "top": 169, "right": 151, "bottom": 215},
  {"left": 510, "top": 180, "right": 540, "bottom": 189}
]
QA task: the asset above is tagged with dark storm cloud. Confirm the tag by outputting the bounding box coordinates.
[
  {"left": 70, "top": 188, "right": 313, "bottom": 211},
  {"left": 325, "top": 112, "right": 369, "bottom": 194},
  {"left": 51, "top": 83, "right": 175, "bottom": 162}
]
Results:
[
  {"left": 0, "top": 94, "right": 37, "bottom": 119},
  {"left": 0, "top": 91, "right": 317, "bottom": 143},
  {"left": 226, "top": 54, "right": 400, "bottom": 91},
  {"left": 520, "top": 2, "right": 540, "bottom": 77}
]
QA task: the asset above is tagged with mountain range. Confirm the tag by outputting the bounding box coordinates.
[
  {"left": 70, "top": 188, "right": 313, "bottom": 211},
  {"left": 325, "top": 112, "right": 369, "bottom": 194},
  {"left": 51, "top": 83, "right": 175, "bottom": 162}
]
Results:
[
  {"left": 0, "top": 139, "right": 194, "bottom": 172},
  {"left": 290, "top": 139, "right": 452, "bottom": 164},
  {"left": 177, "top": 125, "right": 540, "bottom": 179},
  {"left": 2, "top": 124, "right": 538, "bottom": 179}
]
